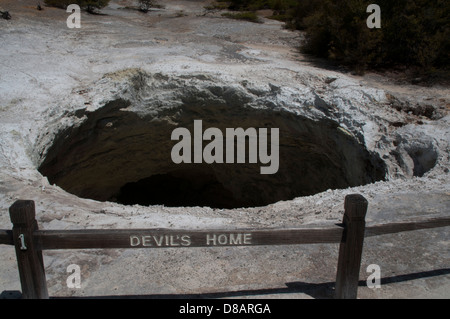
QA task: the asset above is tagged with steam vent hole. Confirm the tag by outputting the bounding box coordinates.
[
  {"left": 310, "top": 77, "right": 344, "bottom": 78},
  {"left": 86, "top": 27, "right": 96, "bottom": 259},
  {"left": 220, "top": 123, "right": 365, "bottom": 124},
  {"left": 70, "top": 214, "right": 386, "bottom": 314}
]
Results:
[{"left": 38, "top": 93, "right": 386, "bottom": 209}]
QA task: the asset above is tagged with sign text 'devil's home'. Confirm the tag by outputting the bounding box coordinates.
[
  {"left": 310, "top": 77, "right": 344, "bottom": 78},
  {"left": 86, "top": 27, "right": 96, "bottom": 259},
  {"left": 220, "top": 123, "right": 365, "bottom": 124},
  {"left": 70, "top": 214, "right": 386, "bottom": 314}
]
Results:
[{"left": 129, "top": 233, "right": 252, "bottom": 247}]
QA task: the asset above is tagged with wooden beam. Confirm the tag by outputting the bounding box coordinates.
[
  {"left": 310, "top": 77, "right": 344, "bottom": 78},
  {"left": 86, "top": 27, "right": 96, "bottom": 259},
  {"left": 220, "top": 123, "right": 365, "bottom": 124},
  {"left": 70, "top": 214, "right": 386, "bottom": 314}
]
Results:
[
  {"left": 34, "top": 225, "right": 344, "bottom": 250},
  {"left": 4, "top": 216, "right": 448, "bottom": 249},
  {"left": 335, "top": 194, "right": 368, "bottom": 299},
  {"left": 365, "top": 217, "right": 450, "bottom": 237}
]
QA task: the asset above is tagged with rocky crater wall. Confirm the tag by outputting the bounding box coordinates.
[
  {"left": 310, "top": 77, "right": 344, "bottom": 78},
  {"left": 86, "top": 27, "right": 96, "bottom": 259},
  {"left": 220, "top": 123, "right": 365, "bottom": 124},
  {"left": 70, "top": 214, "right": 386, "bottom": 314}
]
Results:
[{"left": 37, "top": 70, "right": 387, "bottom": 208}]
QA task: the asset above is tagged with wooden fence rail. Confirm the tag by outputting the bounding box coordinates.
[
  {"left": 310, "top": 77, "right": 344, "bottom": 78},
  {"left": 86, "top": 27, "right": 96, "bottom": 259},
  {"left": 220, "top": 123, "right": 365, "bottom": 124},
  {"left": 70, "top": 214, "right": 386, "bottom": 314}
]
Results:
[{"left": 0, "top": 194, "right": 449, "bottom": 299}]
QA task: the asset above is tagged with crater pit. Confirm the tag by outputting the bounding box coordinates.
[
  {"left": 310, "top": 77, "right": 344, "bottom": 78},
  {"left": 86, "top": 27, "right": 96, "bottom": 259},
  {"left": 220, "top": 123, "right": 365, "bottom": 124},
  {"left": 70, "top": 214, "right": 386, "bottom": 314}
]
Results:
[{"left": 37, "top": 72, "right": 387, "bottom": 209}]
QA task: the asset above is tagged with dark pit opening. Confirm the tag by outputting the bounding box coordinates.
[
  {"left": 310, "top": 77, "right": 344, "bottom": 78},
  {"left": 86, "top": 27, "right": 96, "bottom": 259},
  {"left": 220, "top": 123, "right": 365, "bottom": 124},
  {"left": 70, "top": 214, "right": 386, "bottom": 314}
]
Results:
[
  {"left": 38, "top": 95, "right": 387, "bottom": 209},
  {"left": 116, "top": 169, "right": 245, "bottom": 209}
]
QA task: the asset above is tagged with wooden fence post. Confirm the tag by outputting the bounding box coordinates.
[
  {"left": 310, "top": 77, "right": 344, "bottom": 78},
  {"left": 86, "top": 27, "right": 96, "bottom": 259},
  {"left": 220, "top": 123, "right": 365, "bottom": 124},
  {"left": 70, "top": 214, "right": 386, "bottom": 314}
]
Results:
[
  {"left": 9, "top": 200, "right": 48, "bottom": 299},
  {"left": 335, "top": 194, "right": 368, "bottom": 299}
]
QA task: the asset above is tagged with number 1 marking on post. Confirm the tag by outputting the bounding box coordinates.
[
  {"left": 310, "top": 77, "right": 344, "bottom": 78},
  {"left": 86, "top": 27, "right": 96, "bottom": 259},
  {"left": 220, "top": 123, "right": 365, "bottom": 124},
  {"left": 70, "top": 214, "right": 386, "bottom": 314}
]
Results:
[{"left": 18, "top": 233, "right": 27, "bottom": 250}]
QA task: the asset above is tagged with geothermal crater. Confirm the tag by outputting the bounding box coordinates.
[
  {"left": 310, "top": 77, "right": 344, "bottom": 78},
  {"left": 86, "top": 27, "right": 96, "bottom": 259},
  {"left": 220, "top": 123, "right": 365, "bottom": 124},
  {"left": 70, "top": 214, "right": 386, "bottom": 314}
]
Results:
[
  {"left": 38, "top": 72, "right": 386, "bottom": 209},
  {"left": 1, "top": 0, "right": 448, "bottom": 299}
]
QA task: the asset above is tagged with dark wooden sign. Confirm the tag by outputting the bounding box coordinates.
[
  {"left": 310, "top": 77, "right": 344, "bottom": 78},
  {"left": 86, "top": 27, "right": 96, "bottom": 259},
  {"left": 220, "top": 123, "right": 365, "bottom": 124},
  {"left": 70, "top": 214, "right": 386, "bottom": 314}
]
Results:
[{"left": 34, "top": 225, "right": 344, "bottom": 250}]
